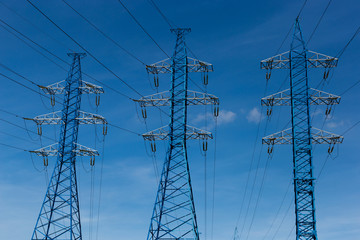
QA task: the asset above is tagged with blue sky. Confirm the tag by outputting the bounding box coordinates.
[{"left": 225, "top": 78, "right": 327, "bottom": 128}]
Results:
[{"left": 0, "top": 0, "right": 359, "bottom": 240}]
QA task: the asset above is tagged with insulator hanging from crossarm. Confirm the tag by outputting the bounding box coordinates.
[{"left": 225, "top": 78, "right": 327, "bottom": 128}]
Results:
[
  {"left": 203, "top": 71, "right": 209, "bottom": 86},
  {"left": 43, "top": 156, "right": 48, "bottom": 166},
  {"left": 37, "top": 125, "right": 42, "bottom": 136},
  {"left": 328, "top": 141, "right": 336, "bottom": 154},
  {"left": 154, "top": 74, "right": 159, "bottom": 87},
  {"left": 50, "top": 94, "right": 55, "bottom": 107},
  {"left": 213, "top": 104, "right": 219, "bottom": 117},
  {"left": 267, "top": 107, "right": 273, "bottom": 116},
  {"left": 267, "top": 139, "right": 275, "bottom": 154},
  {"left": 265, "top": 62, "right": 273, "bottom": 80},
  {"left": 102, "top": 123, "right": 108, "bottom": 136},
  {"left": 323, "top": 68, "right": 330, "bottom": 80},
  {"left": 150, "top": 140, "right": 156, "bottom": 152},
  {"left": 90, "top": 156, "right": 95, "bottom": 166},
  {"left": 325, "top": 106, "right": 332, "bottom": 116},
  {"left": 95, "top": 94, "right": 100, "bottom": 106},
  {"left": 141, "top": 107, "right": 147, "bottom": 119},
  {"left": 202, "top": 140, "right": 208, "bottom": 151}
]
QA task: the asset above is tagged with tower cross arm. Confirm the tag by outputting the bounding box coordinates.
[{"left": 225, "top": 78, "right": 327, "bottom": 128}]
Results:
[
  {"left": 261, "top": 88, "right": 341, "bottom": 106},
  {"left": 262, "top": 127, "right": 344, "bottom": 145},
  {"left": 187, "top": 57, "right": 214, "bottom": 73},
  {"left": 260, "top": 51, "right": 338, "bottom": 70},
  {"left": 146, "top": 57, "right": 214, "bottom": 74},
  {"left": 28, "top": 111, "right": 107, "bottom": 125},
  {"left": 39, "top": 80, "right": 104, "bottom": 95},
  {"left": 134, "top": 90, "right": 219, "bottom": 107},
  {"left": 307, "top": 50, "right": 338, "bottom": 68},
  {"left": 143, "top": 125, "right": 213, "bottom": 141},
  {"left": 30, "top": 143, "right": 99, "bottom": 157}
]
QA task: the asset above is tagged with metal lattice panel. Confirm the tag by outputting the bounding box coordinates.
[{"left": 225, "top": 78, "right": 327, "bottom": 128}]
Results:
[
  {"left": 143, "top": 125, "right": 213, "bottom": 141},
  {"left": 31, "top": 53, "right": 104, "bottom": 240},
  {"left": 261, "top": 88, "right": 341, "bottom": 106},
  {"left": 134, "top": 90, "right": 219, "bottom": 107},
  {"left": 260, "top": 19, "right": 343, "bottom": 240}
]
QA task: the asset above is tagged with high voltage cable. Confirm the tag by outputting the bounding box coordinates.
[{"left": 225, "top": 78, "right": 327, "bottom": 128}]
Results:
[
  {"left": 0, "top": 141, "right": 29, "bottom": 151},
  {"left": 0, "top": 0, "right": 73, "bottom": 52},
  {"left": 307, "top": 0, "right": 333, "bottom": 45},
  {"left": 116, "top": 0, "right": 170, "bottom": 58},
  {"left": 26, "top": 0, "right": 144, "bottom": 98},
  {"left": 60, "top": 0, "right": 146, "bottom": 66},
  {"left": 147, "top": 0, "right": 174, "bottom": 28},
  {"left": 276, "top": 0, "right": 308, "bottom": 54},
  {"left": 0, "top": 17, "right": 133, "bottom": 100},
  {"left": 337, "top": 25, "right": 360, "bottom": 58},
  {"left": 24, "top": 0, "right": 175, "bottom": 121}
]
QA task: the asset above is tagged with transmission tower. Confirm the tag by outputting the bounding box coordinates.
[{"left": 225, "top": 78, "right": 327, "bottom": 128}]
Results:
[
  {"left": 260, "top": 19, "right": 344, "bottom": 240},
  {"left": 29, "top": 53, "right": 107, "bottom": 240},
  {"left": 134, "top": 28, "right": 219, "bottom": 240}
]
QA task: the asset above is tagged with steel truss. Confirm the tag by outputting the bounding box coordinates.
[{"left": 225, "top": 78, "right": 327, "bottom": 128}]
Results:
[
  {"left": 260, "top": 19, "right": 343, "bottom": 240},
  {"left": 135, "top": 28, "right": 219, "bottom": 240},
  {"left": 30, "top": 53, "right": 106, "bottom": 240}
]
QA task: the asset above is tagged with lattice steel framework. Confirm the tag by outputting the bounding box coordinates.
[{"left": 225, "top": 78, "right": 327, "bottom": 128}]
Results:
[
  {"left": 260, "top": 19, "right": 343, "bottom": 240},
  {"left": 134, "top": 28, "right": 219, "bottom": 240},
  {"left": 30, "top": 53, "right": 106, "bottom": 240}
]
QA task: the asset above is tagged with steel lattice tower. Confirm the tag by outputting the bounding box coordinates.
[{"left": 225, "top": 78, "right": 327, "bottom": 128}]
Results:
[
  {"left": 134, "top": 28, "right": 219, "bottom": 240},
  {"left": 260, "top": 19, "right": 344, "bottom": 240},
  {"left": 29, "top": 53, "right": 107, "bottom": 240}
]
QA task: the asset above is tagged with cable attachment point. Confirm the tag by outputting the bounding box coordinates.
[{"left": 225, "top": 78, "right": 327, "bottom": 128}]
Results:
[
  {"left": 150, "top": 140, "right": 156, "bottom": 152},
  {"left": 202, "top": 139, "right": 208, "bottom": 151},
  {"left": 90, "top": 156, "right": 95, "bottom": 166},
  {"left": 50, "top": 94, "right": 55, "bottom": 107},
  {"left": 37, "top": 125, "right": 42, "bottom": 136},
  {"left": 325, "top": 106, "right": 332, "bottom": 116},
  {"left": 328, "top": 143, "right": 335, "bottom": 154},
  {"left": 265, "top": 62, "right": 273, "bottom": 80},
  {"left": 203, "top": 71, "right": 209, "bottom": 85},
  {"left": 141, "top": 107, "right": 147, "bottom": 119},
  {"left": 213, "top": 104, "right": 219, "bottom": 117},
  {"left": 43, "top": 156, "right": 48, "bottom": 166},
  {"left": 103, "top": 123, "right": 108, "bottom": 136},
  {"left": 95, "top": 94, "right": 100, "bottom": 106},
  {"left": 266, "top": 107, "right": 273, "bottom": 117},
  {"left": 154, "top": 74, "right": 159, "bottom": 88},
  {"left": 323, "top": 68, "right": 330, "bottom": 80}
]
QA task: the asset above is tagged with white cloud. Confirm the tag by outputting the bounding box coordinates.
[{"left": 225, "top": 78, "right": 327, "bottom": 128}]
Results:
[
  {"left": 246, "top": 107, "right": 262, "bottom": 123},
  {"left": 192, "top": 110, "right": 236, "bottom": 128},
  {"left": 326, "top": 120, "right": 344, "bottom": 129},
  {"left": 217, "top": 110, "right": 236, "bottom": 125}
]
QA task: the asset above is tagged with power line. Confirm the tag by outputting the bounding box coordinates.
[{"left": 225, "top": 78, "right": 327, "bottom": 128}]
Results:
[
  {"left": 117, "top": 0, "right": 170, "bottom": 58},
  {"left": 147, "top": 0, "right": 174, "bottom": 28},
  {"left": 26, "top": 0, "right": 144, "bottom": 98},
  {"left": 0, "top": 117, "right": 55, "bottom": 142},
  {"left": 337, "top": 25, "right": 360, "bottom": 58},
  {"left": 0, "top": 141, "right": 29, "bottom": 151},
  {"left": 307, "top": 0, "right": 333, "bottom": 45},
  {"left": 0, "top": 0, "right": 73, "bottom": 52},
  {"left": 60, "top": 0, "right": 146, "bottom": 65},
  {"left": 0, "top": 16, "right": 133, "bottom": 100},
  {"left": 275, "top": 0, "right": 308, "bottom": 54},
  {"left": 340, "top": 79, "right": 360, "bottom": 95}
]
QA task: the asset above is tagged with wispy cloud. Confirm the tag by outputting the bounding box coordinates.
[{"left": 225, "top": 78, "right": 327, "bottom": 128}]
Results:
[
  {"left": 246, "top": 107, "right": 262, "bottom": 123},
  {"left": 326, "top": 120, "right": 345, "bottom": 129},
  {"left": 192, "top": 109, "right": 236, "bottom": 129}
]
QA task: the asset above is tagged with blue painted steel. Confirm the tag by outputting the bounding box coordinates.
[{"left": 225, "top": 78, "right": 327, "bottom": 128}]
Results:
[
  {"left": 146, "top": 28, "right": 200, "bottom": 240},
  {"left": 31, "top": 53, "right": 86, "bottom": 240},
  {"left": 289, "top": 19, "right": 317, "bottom": 240}
]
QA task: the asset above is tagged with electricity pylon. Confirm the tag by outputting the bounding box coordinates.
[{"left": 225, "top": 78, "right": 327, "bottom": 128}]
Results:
[
  {"left": 134, "top": 28, "right": 219, "bottom": 240},
  {"left": 29, "top": 53, "right": 107, "bottom": 240},
  {"left": 260, "top": 19, "right": 343, "bottom": 240}
]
